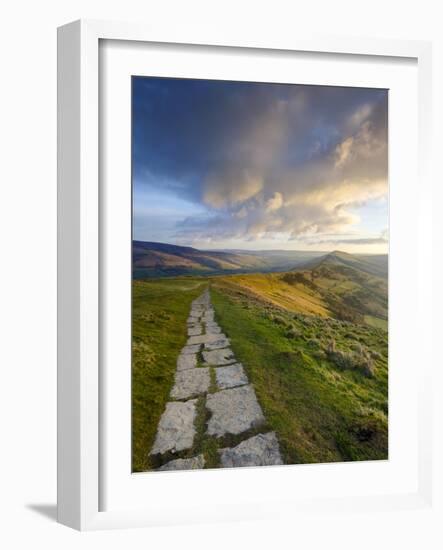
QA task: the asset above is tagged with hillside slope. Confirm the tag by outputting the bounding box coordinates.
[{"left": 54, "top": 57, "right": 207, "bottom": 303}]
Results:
[
  {"left": 210, "top": 284, "right": 388, "bottom": 464},
  {"left": 301, "top": 250, "right": 388, "bottom": 278},
  {"left": 212, "top": 252, "right": 387, "bottom": 328},
  {"left": 308, "top": 253, "right": 388, "bottom": 325},
  {"left": 131, "top": 276, "right": 388, "bottom": 468}
]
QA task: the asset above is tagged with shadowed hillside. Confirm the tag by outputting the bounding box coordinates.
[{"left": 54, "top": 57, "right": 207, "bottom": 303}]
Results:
[
  {"left": 133, "top": 241, "right": 269, "bottom": 277},
  {"left": 301, "top": 250, "right": 388, "bottom": 279}
]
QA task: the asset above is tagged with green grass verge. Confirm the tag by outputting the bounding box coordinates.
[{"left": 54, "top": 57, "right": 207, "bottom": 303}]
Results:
[{"left": 132, "top": 277, "right": 207, "bottom": 472}]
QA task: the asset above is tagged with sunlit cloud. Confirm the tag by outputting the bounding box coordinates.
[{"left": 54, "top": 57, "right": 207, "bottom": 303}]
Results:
[
  {"left": 132, "top": 78, "right": 388, "bottom": 252},
  {"left": 266, "top": 192, "right": 284, "bottom": 212}
]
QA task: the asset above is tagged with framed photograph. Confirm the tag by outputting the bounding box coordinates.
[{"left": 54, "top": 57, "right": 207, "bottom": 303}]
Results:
[{"left": 57, "top": 20, "right": 433, "bottom": 530}]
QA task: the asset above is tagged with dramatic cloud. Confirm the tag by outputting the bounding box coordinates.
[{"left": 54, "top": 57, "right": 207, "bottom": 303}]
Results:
[
  {"left": 203, "top": 169, "right": 264, "bottom": 208},
  {"left": 132, "top": 78, "right": 388, "bottom": 251},
  {"left": 335, "top": 137, "right": 354, "bottom": 168},
  {"left": 266, "top": 192, "right": 284, "bottom": 212}
]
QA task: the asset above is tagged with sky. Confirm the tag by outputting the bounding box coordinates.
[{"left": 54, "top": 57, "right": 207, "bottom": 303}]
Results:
[{"left": 132, "top": 77, "right": 388, "bottom": 254}]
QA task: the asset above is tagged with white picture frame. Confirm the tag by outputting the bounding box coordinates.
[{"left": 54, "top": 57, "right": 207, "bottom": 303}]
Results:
[{"left": 57, "top": 19, "right": 433, "bottom": 531}]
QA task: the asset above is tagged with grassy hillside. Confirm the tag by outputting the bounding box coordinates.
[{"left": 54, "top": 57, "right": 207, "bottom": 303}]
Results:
[
  {"left": 304, "top": 250, "right": 388, "bottom": 278},
  {"left": 308, "top": 254, "right": 388, "bottom": 325},
  {"left": 213, "top": 272, "right": 331, "bottom": 317},
  {"left": 132, "top": 277, "right": 208, "bottom": 472},
  {"left": 210, "top": 280, "right": 388, "bottom": 463},
  {"left": 213, "top": 256, "right": 387, "bottom": 328},
  {"left": 131, "top": 253, "right": 388, "bottom": 469}
]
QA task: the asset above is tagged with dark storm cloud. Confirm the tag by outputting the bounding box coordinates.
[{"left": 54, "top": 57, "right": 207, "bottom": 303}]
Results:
[{"left": 132, "top": 77, "right": 388, "bottom": 243}]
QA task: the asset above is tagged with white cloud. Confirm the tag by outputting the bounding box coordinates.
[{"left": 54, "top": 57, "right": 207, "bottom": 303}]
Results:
[
  {"left": 203, "top": 169, "right": 263, "bottom": 208},
  {"left": 347, "top": 103, "right": 373, "bottom": 130},
  {"left": 178, "top": 96, "right": 388, "bottom": 247},
  {"left": 265, "top": 192, "right": 283, "bottom": 212},
  {"left": 335, "top": 137, "right": 354, "bottom": 168}
]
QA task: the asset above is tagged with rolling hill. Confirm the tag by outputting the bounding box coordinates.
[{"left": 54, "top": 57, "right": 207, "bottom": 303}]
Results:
[
  {"left": 305, "top": 251, "right": 388, "bottom": 325},
  {"left": 133, "top": 241, "right": 387, "bottom": 279},
  {"left": 133, "top": 241, "right": 270, "bottom": 277},
  {"left": 300, "top": 250, "right": 388, "bottom": 278},
  {"left": 211, "top": 250, "right": 388, "bottom": 328}
]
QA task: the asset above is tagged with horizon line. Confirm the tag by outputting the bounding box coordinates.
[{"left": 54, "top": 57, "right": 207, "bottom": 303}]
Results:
[{"left": 132, "top": 239, "right": 388, "bottom": 255}]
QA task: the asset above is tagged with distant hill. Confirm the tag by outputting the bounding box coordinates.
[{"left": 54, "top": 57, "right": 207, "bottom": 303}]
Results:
[
  {"left": 133, "top": 241, "right": 388, "bottom": 282},
  {"left": 133, "top": 241, "right": 324, "bottom": 278},
  {"left": 221, "top": 248, "right": 325, "bottom": 266},
  {"left": 298, "top": 250, "right": 388, "bottom": 279},
  {"left": 133, "top": 241, "right": 272, "bottom": 277}
]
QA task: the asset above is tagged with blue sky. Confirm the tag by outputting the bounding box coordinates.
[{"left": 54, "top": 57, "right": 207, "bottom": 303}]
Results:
[{"left": 132, "top": 77, "right": 388, "bottom": 253}]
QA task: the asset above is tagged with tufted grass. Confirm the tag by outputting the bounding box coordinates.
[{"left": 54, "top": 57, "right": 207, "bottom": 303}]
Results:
[{"left": 210, "top": 280, "right": 388, "bottom": 464}]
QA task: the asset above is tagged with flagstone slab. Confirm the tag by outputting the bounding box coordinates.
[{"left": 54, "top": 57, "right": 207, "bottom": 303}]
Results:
[
  {"left": 205, "top": 323, "right": 222, "bottom": 335},
  {"left": 158, "top": 454, "right": 206, "bottom": 471},
  {"left": 202, "top": 347, "right": 236, "bottom": 366},
  {"left": 150, "top": 400, "right": 197, "bottom": 455},
  {"left": 187, "top": 324, "right": 202, "bottom": 336},
  {"left": 192, "top": 295, "right": 210, "bottom": 307},
  {"left": 206, "top": 385, "right": 265, "bottom": 437},
  {"left": 187, "top": 333, "right": 227, "bottom": 346},
  {"left": 187, "top": 315, "right": 201, "bottom": 324},
  {"left": 181, "top": 344, "right": 201, "bottom": 355},
  {"left": 218, "top": 432, "right": 283, "bottom": 467},
  {"left": 204, "top": 336, "right": 230, "bottom": 351},
  {"left": 203, "top": 313, "right": 215, "bottom": 323},
  {"left": 170, "top": 367, "right": 210, "bottom": 400},
  {"left": 177, "top": 353, "right": 197, "bottom": 371},
  {"left": 215, "top": 363, "right": 248, "bottom": 389}
]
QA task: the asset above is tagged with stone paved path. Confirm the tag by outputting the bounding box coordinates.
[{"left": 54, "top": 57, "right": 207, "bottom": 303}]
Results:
[{"left": 150, "top": 288, "right": 283, "bottom": 470}]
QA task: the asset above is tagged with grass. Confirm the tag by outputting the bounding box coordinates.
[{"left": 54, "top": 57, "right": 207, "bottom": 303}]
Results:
[
  {"left": 364, "top": 315, "right": 388, "bottom": 331},
  {"left": 132, "top": 276, "right": 252, "bottom": 471},
  {"left": 132, "top": 277, "right": 207, "bottom": 472},
  {"left": 131, "top": 263, "right": 388, "bottom": 470},
  {"left": 209, "top": 260, "right": 388, "bottom": 328},
  {"left": 213, "top": 272, "right": 330, "bottom": 317},
  {"left": 210, "top": 279, "right": 388, "bottom": 464}
]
